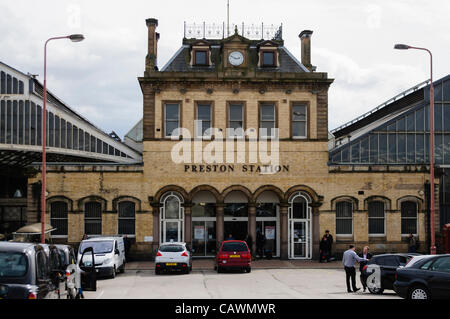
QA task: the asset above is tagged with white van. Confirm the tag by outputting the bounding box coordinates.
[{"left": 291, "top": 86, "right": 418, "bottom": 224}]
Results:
[{"left": 77, "top": 236, "right": 126, "bottom": 278}]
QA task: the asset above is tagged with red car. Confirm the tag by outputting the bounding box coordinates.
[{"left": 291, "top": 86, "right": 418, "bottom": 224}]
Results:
[{"left": 215, "top": 240, "right": 251, "bottom": 273}]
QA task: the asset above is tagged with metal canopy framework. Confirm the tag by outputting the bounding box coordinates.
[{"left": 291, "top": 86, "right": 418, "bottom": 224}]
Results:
[{"left": 0, "top": 61, "right": 142, "bottom": 166}]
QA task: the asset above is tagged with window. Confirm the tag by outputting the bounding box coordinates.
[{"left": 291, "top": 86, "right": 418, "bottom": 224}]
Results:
[
  {"left": 194, "top": 50, "right": 208, "bottom": 66},
  {"left": 260, "top": 51, "right": 276, "bottom": 67},
  {"left": 228, "top": 103, "right": 244, "bottom": 137},
  {"left": 50, "top": 201, "right": 68, "bottom": 237},
  {"left": 336, "top": 201, "right": 353, "bottom": 235},
  {"left": 195, "top": 103, "right": 212, "bottom": 138},
  {"left": 292, "top": 104, "right": 307, "bottom": 138},
  {"left": 401, "top": 201, "right": 418, "bottom": 235},
  {"left": 164, "top": 103, "right": 180, "bottom": 137},
  {"left": 368, "top": 201, "right": 385, "bottom": 235},
  {"left": 36, "top": 250, "right": 48, "bottom": 280},
  {"left": 118, "top": 201, "right": 136, "bottom": 236},
  {"left": 0, "top": 252, "right": 28, "bottom": 277},
  {"left": 430, "top": 257, "right": 450, "bottom": 273},
  {"left": 84, "top": 202, "right": 102, "bottom": 235},
  {"left": 260, "top": 103, "right": 276, "bottom": 138}
]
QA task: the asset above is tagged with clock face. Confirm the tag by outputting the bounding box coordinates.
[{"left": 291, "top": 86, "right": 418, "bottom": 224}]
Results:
[{"left": 228, "top": 51, "right": 244, "bottom": 66}]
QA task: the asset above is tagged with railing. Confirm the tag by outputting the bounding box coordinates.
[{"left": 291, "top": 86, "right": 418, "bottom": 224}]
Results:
[
  {"left": 330, "top": 79, "right": 431, "bottom": 134},
  {"left": 184, "top": 22, "right": 282, "bottom": 40}
]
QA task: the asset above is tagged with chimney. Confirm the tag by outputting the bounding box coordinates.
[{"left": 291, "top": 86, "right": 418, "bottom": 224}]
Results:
[
  {"left": 145, "top": 18, "right": 159, "bottom": 72},
  {"left": 299, "top": 30, "right": 313, "bottom": 72}
]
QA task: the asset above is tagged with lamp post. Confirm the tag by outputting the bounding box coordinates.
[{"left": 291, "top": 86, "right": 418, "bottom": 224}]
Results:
[
  {"left": 394, "top": 44, "right": 436, "bottom": 255},
  {"left": 41, "top": 34, "right": 84, "bottom": 243}
]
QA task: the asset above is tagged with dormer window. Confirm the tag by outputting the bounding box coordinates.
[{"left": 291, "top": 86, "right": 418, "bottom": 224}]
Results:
[
  {"left": 263, "top": 52, "right": 275, "bottom": 66},
  {"left": 194, "top": 50, "right": 208, "bottom": 66},
  {"left": 191, "top": 40, "right": 211, "bottom": 67},
  {"left": 257, "top": 40, "right": 279, "bottom": 68}
]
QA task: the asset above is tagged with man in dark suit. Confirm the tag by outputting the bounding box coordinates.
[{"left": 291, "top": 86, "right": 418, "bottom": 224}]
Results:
[
  {"left": 359, "top": 246, "right": 373, "bottom": 292},
  {"left": 324, "top": 230, "right": 333, "bottom": 261}
]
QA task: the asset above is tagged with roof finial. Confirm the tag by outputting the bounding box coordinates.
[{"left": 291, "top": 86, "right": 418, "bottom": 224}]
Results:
[{"left": 234, "top": 25, "right": 238, "bottom": 35}]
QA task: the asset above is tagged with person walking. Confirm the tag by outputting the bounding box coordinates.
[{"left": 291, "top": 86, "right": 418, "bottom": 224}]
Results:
[
  {"left": 407, "top": 233, "right": 417, "bottom": 253},
  {"left": 324, "top": 230, "right": 333, "bottom": 261},
  {"left": 342, "top": 244, "right": 367, "bottom": 293},
  {"left": 358, "top": 246, "right": 372, "bottom": 292},
  {"left": 256, "top": 230, "right": 266, "bottom": 259},
  {"left": 319, "top": 235, "right": 329, "bottom": 263}
]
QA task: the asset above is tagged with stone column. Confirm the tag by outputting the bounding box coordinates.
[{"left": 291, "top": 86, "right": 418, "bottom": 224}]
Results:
[
  {"left": 312, "top": 205, "right": 321, "bottom": 260},
  {"left": 248, "top": 203, "right": 257, "bottom": 254},
  {"left": 184, "top": 204, "right": 192, "bottom": 246},
  {"left": 151, "top": 204, "right": 160, "bottom": 253},
  {"left": 216, "top": 203, "right": 224, "bottom": 246},
  {"left": 280, "top": 203, "right": 289, "bottom": 259}
]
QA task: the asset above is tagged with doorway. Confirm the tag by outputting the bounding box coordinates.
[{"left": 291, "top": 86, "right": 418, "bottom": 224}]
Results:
[
  {"left": 224, "top": 220, "right": 248, "bottom": 240},
  {"left": 288, "top": 192, "right": 312, "bottom": 259}
]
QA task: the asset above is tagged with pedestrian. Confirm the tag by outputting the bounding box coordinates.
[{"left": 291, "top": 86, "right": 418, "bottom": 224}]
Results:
[
  {"left": 342, "top": 244, "right": 367, "bottom": 293},
  {"left": 324, "top": 230, "right": 333, "bottom": 260},
  {"left": 256, "top": 230, "right": 266, "bottom": 259},
  {"left": 319, "top": 235, "right": 329, "bottom": 263},
  {"left": 407, "top": 233, "right": 417, "bottom": 253},
  {"left": 358, "top": 246, "right": 372, "bottom": 292},
  {"left": 227, "top": 233, "right": 234, "bottom": 241}
]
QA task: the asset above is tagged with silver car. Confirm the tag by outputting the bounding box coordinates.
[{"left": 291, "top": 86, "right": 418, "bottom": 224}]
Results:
[{"left": 155, "top": 242, "right": 192, "bottom": 274}]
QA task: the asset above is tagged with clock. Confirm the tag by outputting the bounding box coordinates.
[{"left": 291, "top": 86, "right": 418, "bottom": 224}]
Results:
[{"left": 228, "top": 51, "right": 244, "bottom": 66}]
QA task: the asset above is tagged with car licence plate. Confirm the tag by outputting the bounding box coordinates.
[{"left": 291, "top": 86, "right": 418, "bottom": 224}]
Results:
[
  {"left": 166, "top": 263, "right": 177, "bottom": 266},
  {"left": 229, "top": 255, "right": 240, "bottom": 258}
]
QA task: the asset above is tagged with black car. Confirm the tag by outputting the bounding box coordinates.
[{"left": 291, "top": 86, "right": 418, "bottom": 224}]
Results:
[
  {"left": 394, "top": 254, "right": 450, "bottom": 299},
  {"left": 361, "top": 253, "right": 418, "bottom": 294},
  {"left": 0, "top": 242, "right": 60, "bottom": 299}
]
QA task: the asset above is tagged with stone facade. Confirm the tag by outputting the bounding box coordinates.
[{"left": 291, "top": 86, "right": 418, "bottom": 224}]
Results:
[{"left": 25, "top": 18, "right": 437, "bottom": 260}]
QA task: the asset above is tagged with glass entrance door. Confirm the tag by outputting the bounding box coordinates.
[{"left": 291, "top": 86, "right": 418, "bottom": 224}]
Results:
[
  {"left": 162, "top": 220, "right": 182, "bottom": 243},
  {"left": 192, "top": 220, "right": 216, "bottom": 257},
  {"left": 256, "top": 220, "right": 278, "bottom": 257},
  {"left": 289, "top": 220, "right": 311, "bottom": 259}
]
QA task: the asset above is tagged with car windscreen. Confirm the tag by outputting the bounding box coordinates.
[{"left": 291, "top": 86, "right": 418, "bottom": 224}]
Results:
[
  {"left": 79, "top": 241, "right": 113, "bottom": 254},
  {"left": 0, "top": 252, "right": 28, "bottom": 278},
  {"left": 159, "top": 245, "right": 184, "bottom": 252},
  {"left": 222, "top": 242, "right": 248, "bottom": 252}
]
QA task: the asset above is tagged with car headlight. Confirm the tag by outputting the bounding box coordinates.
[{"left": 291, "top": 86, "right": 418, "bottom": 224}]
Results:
[{"left": 103, "top": 258, "right": 112, "bottom": 265}]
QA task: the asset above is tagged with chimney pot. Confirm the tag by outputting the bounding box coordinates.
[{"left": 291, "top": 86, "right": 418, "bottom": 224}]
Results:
[
  {"left": 299, "top": 30, "right": 313, "bottom": 72},
  {"left": 145, "top": 18, "right": 159, "bottom": 73}
]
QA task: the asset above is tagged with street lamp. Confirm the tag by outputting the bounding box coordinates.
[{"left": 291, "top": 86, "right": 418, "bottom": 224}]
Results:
[
  {"left": 394, "top": 43, "right": 436, "bottom": 255},
  {"left": 41, "top": 34, "right": 84, "bottom": 243}
]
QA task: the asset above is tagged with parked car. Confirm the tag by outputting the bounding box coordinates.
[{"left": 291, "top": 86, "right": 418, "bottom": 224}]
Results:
[
  {"left": 78, "top": 236, "right": 126, "bottom": 278},
  {"left": 361, "top": 253, "right": 418, "bottom": 294},
  {"left": 215, "top": 240, "right": 251, "bottom": 273},
  {"left": 394, "top": 254, "right": 450, "bottom": 299},
  {"left": 155, "top": 242, "right": 192, "bottom": 274},
  {"left": 0, "top": 242, "right": 59, "bottom": 299}
]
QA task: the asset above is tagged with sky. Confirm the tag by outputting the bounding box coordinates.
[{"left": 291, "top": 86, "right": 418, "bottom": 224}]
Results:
[{"left": 1, "top": 0, "right": 449, "bottom": 138}]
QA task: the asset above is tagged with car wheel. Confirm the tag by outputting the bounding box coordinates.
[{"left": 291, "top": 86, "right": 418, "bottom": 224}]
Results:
[
  {"left": 110, "top": 266, "right": 116, "bottom": 279},
  {"left": 214, "top": 265, "right": 217, "bottom": 271},
  {"left": 120, "top": 263, "right": 125, "bottom": 273},
  {"left": 409, "top": 285, "right": 429, "bottom": 300},
  {"left": 217, "top": 267, "right": 223, "bottom": 273},
  {"left": 155, "top": 268, "right": 160, "bottom": 275},
  {"left": 246, "top": 267, "right": 251, "bottom": 273}
]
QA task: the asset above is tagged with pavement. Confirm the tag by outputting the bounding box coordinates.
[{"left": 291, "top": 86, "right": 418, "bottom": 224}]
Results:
[
  {"left": 85, "top": 267, "right": 400, "bottom": 299},
  {"left": 125, "top": 258, "right": 343, "bottom": 270}
]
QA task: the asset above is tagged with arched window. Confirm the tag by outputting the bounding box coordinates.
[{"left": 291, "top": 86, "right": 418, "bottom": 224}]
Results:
[
  {"left": 288, "top": 192, "right": 311, "bottom": 220},
  {"left": 118, "top": 201, "right": 136, "bottom": 236},
  {"left": 160, "top": 192, "right": 184, "bottom": 243},
  {"left": 50, "top": 201, "right": 68, "bottom": 237},
  {"left": 368, "top": 201, "right": 385, "bottom": 235},
  {"left": 84, "top": 202, "right": 102, "bottom": 235},
  {"left": 336, "top": 201, "right": 353, "bottom": 235},
  {"left": 401, "top": 201, "right": 418, "bottom": 235}
]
